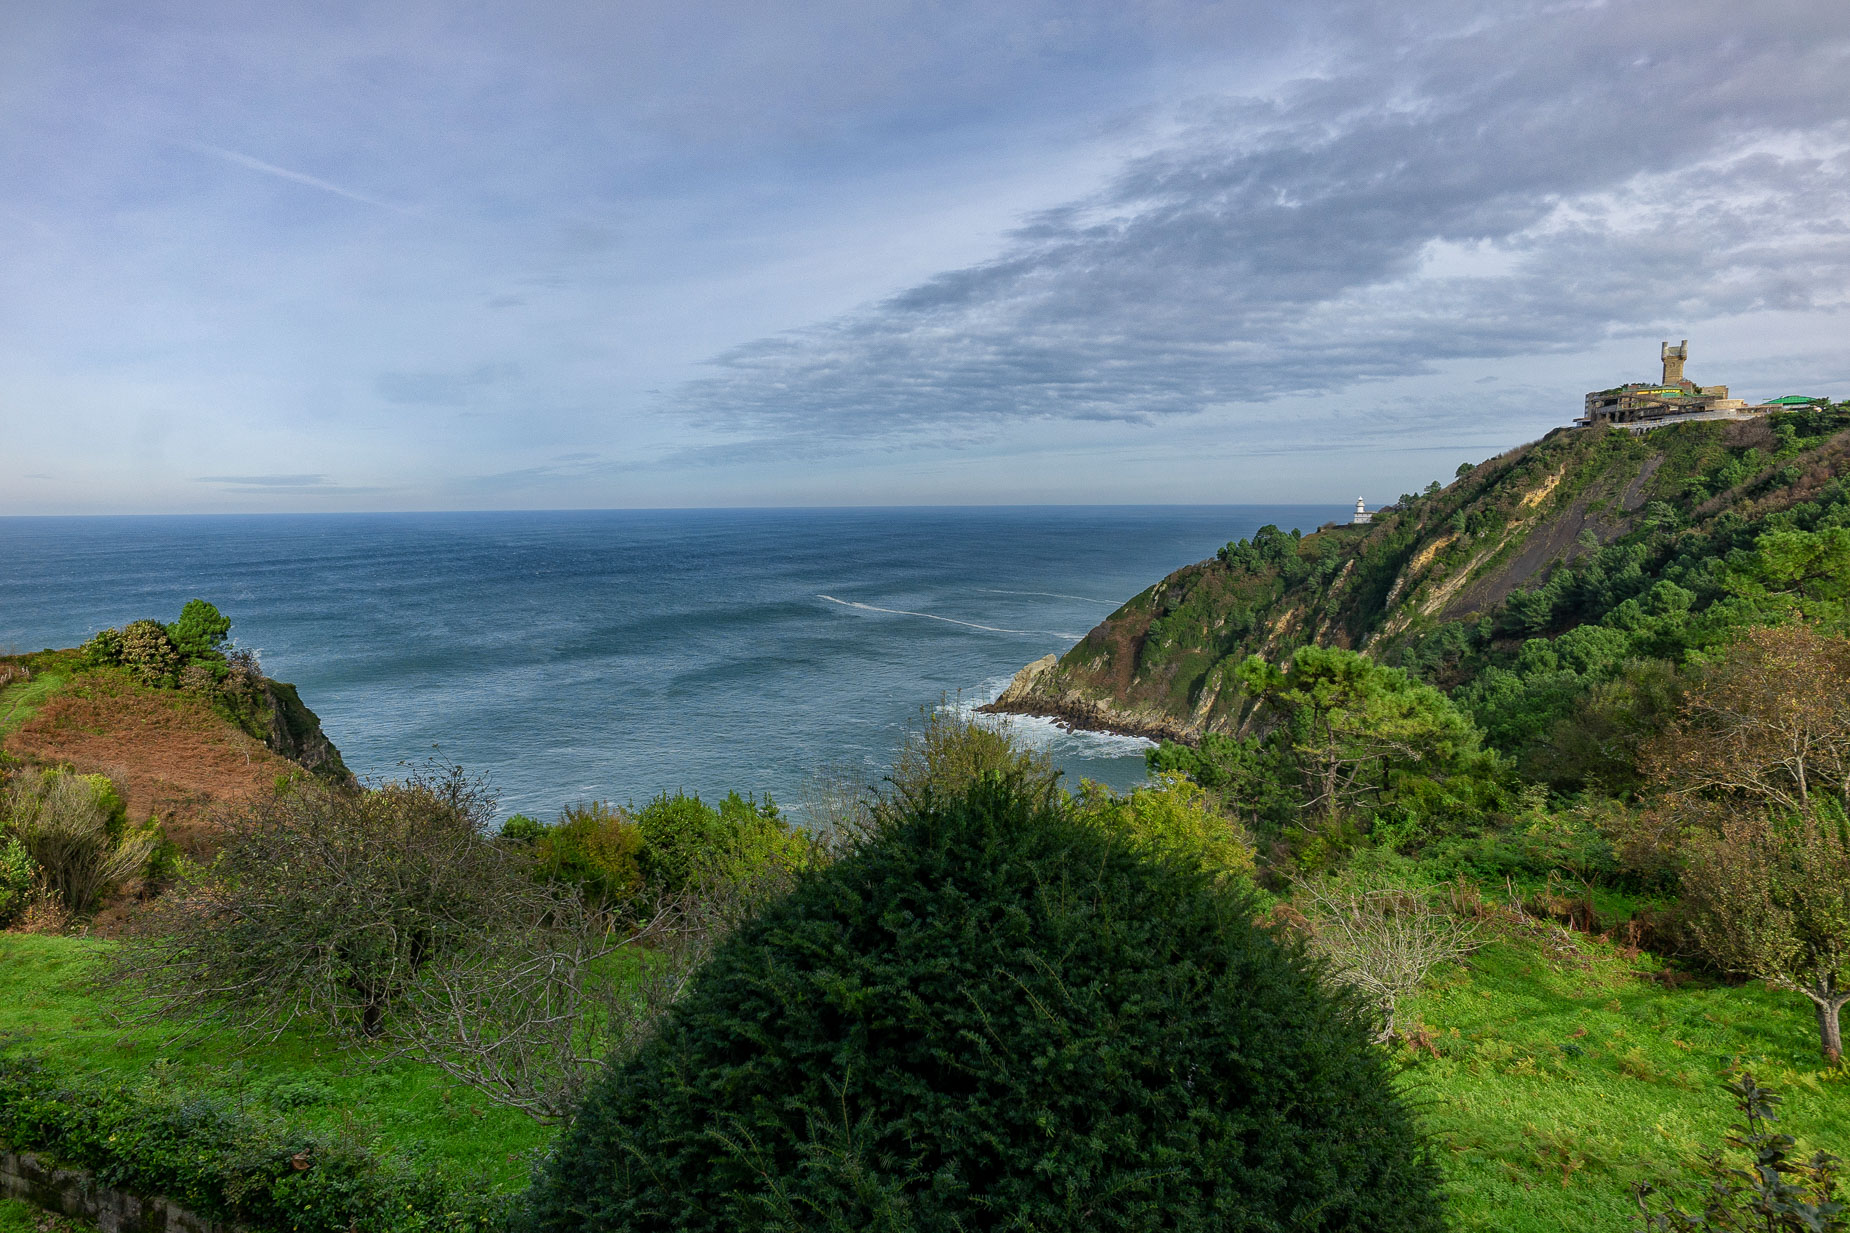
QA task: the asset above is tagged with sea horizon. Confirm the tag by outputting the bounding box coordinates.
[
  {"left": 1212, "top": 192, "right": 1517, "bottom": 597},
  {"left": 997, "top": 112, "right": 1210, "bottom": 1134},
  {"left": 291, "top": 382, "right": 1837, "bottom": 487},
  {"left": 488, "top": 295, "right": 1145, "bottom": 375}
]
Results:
[{"left": 2, "top": 505, "right": 1347, "bottom": 820}]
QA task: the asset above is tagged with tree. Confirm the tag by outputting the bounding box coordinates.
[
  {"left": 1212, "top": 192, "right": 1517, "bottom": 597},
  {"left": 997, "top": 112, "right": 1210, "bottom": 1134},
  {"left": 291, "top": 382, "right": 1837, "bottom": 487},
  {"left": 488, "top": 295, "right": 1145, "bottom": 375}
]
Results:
[
  {"left": 1724, "top": 527, "right": 1850, "bottom": 612},
  {"left": 1642, "top": 627, "right": 1850, "bottom": 1062},
  {"left": 1645, "top": 625, "right": 1850, "bottom": 817},
  {"left": 1146, "top": 730, "right": 1300, "bottom": 837},
  {"left": 1679, "top": 813, "right": 1850, "bottom": 1063},
  {"left": 521, "top": 782, "right": 1443, "bottom": 1233},
  {"left": 167, "top": 599, "right": 233, "bottom": 660},
  {"left": 1234, "top": 646, "right": 1496, "bottom": 841}
]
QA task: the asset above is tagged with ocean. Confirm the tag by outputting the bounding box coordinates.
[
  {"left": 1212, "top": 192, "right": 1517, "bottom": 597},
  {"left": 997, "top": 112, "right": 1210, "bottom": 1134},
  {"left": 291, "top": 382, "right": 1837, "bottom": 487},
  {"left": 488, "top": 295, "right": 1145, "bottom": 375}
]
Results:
[{"left": 0, "top": 506, "right": 1339, "bottom": 821}]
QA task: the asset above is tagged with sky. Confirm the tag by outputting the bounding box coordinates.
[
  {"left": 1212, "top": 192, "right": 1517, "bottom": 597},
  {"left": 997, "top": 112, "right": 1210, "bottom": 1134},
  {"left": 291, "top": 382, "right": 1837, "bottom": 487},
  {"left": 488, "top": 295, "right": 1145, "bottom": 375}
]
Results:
[{"left": 2, "top": 0, "right": 1847, "bottom": 514}]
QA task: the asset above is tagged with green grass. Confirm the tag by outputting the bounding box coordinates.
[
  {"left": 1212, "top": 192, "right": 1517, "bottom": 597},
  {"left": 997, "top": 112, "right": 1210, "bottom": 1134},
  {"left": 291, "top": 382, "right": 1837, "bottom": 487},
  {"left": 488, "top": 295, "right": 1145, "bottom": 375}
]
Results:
[
  {"left": 0, "top": 670, "right": 69, "bottom": 742},
  {"left": 6, "top": 927, "right": 1845, "bottom": 1227},
  {"left": 0, "top": 1198, "right": 93, "bottom": 1233},
  {"left": 1399, "top": 933, "right": 1850, "bottom": 1231},
  {"left": 0, "top": 934, "right": 554, "bottom": 1191}
]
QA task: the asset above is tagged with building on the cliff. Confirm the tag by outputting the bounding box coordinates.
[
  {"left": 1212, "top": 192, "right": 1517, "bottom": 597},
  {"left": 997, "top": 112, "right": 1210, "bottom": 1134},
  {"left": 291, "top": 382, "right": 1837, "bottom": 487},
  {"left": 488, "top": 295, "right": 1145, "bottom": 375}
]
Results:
[
  {"left": 1577, "top": 341, "right": 1783, "bottom": 433},
  {"left": 1351, "top": 497, "right": 1372, "bottom": 525}
]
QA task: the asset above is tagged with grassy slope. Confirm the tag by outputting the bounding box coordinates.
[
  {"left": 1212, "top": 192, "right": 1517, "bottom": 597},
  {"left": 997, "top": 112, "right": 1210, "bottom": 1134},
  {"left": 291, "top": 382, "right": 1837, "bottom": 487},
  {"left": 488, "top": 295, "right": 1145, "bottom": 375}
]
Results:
[
  {"left": 1402, "top": 934, "right": 1850, "bottom": 1231},
  {"left": 0, "top": 670, "right": 71, "bottom": 744},
  {"left": 0, "top": 935, "right": 553, "bottom": 1192},
  {"left": 7, "top": 930, "right": 1846, "bottom": 1228}
]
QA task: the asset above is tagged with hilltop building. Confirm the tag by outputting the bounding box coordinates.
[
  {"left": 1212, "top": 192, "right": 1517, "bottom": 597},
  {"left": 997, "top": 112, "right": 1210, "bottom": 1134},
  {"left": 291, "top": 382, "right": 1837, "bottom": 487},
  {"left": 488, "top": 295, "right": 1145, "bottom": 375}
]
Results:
[
  {"left": 1577, "top": 341, "right": 1785, "bottom": 433},
  {"left": 1351, "top": 497, "right": 1372, "bottom": 525}
]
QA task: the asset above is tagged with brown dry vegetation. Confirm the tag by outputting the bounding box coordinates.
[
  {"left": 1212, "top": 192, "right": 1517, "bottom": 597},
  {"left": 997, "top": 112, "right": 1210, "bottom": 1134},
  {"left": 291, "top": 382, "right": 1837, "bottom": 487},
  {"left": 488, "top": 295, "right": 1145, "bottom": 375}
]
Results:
[{"left": 3, "top": 670, "right": 299, "bottom": 856}]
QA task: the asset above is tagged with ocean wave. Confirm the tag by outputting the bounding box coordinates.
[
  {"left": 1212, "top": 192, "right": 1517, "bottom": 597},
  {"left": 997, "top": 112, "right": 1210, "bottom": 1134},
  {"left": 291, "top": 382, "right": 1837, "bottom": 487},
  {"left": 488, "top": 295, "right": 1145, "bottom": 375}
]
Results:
[{"left": 817, "top": 594, "right": 1081, "bottom": 639}]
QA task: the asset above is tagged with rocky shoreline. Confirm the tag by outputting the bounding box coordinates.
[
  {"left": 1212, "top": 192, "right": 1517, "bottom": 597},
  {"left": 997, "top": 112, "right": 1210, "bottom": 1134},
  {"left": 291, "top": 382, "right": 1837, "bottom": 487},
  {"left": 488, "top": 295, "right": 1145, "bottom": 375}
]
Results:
[{"left": 975, "top": 654, "right": 1199, "bottom": 746}]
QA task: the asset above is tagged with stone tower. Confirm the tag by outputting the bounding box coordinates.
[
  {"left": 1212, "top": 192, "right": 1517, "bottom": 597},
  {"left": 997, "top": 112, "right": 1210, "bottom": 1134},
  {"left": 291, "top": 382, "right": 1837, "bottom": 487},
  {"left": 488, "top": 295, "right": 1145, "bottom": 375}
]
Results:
[{"left": 1662, "top": 339, "right": 1689, "bottom": 386}]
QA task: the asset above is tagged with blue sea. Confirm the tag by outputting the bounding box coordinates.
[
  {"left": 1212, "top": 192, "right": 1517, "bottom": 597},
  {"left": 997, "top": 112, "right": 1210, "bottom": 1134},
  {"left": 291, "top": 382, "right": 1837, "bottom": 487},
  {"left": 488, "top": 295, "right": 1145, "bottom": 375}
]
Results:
[{"left": 0, "top": 507, "right": 1339, "bottom": 821}]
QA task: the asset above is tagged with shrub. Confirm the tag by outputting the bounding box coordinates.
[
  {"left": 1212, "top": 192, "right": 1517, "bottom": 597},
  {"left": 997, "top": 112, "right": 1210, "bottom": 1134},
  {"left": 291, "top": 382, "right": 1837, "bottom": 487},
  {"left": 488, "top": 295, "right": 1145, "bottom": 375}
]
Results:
[
  {"left": 1294, "top": 864, "right": 1479, "bottom": 1042},
  {"left": 534, "top": 802, "right": 645, "bottom": 909},
  {"left": 522, "top": 782, "right": 1443, "bottom": 1233},
  {"left": 2, "top": 769, "right": 153, "bottom": 915},
  {"left": 885, "top": 700, "right": 1059, "bottom": 806},
  {"left": 0, "top": 836, "right": 37, "bottom": 926},
  {"left": 118, "top": 619, "right": 180, "bottom": 686},
  {"left": 633, "top": 791, "right": 802, "bottom": 894},
  {"left": 1634, "top": 1074, "right": 1845, "bottom": 1230},
  {"left": 78, "top": 627, "right": 123, "bottom": 667},
  {"left": 1071, "top": 771, "right": 1255, "bottom": 878},
  {"left": 500, "top": 813, "right": 546, "bottom": 842}
]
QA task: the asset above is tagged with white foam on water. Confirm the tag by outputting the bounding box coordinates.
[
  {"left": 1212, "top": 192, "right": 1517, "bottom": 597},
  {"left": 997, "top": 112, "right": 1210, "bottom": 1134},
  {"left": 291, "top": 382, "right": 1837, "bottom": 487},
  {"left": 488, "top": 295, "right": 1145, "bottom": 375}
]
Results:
[
  {"left": 972, "top": 586, "right": 1117, "bottom": 605},
  {"left": 818, "top": 594, "right": 1081, "bottom": 640},
  {"left": 947, "top": 676, "right": 1159, "bottom": 763}
]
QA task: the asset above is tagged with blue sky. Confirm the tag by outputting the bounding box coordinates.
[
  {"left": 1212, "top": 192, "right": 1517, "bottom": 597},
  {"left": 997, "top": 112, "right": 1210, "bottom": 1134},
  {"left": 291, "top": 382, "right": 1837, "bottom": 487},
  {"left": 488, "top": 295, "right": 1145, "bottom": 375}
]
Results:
[{"left": 3, "top": 0, "right": 1847, "bottom": 513}]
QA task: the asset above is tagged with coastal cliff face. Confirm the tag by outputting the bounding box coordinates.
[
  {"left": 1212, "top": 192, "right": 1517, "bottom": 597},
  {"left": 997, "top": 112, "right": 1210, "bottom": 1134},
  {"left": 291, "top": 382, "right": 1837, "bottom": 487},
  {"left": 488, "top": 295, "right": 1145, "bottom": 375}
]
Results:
[{"left": 984, "top": 411, "right": 1850, "bottom": 742}]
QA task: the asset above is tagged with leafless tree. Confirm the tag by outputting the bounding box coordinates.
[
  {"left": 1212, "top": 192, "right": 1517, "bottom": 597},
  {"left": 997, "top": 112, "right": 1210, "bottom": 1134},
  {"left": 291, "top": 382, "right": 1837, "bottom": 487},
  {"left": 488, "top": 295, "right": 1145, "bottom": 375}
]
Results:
[
  {"left": 111, "top": 765, "right": 536, "bottom": 1040},
  {"left": 1296, "top": 871, "right": 1479, "bottom": 1042},
  {"left": 383, "top": 840, "right": 808, "bottom": 1121}
]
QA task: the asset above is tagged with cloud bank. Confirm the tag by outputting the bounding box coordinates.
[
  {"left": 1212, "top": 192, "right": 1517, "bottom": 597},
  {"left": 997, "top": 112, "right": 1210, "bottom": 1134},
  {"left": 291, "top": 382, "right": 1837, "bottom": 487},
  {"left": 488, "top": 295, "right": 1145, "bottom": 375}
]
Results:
[{"left": 680, "top": 2, "right": 1850, "bottom": 452}]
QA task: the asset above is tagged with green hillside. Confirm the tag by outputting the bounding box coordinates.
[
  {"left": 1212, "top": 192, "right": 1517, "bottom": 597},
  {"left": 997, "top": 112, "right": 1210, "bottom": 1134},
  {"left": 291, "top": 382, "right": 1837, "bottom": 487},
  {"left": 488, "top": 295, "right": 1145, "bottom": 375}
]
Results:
[{"left": 985, "top": 404, "right": 1850, "bottom": 750}]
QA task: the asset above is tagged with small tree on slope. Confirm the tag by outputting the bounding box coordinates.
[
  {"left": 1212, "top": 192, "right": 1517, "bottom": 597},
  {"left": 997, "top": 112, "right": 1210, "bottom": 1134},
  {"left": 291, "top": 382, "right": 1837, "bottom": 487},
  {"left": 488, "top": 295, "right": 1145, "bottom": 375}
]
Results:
[
  {"left": 520, "top": 781, "right": 1443, "bottom": 1233},
  {"left": 1680, "top": 813, "right": 1850, "bottom": 1064}
]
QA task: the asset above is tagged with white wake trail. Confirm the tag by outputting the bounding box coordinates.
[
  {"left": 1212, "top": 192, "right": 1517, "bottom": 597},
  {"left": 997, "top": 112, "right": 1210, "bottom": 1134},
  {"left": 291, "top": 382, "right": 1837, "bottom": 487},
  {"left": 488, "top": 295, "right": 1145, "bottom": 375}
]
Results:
[
  {"left": 817, "top": 595, "right": 1080, "bottom": 639},
  {"left": 974, "top": 587, "right": 1117, "bottom": 605}
]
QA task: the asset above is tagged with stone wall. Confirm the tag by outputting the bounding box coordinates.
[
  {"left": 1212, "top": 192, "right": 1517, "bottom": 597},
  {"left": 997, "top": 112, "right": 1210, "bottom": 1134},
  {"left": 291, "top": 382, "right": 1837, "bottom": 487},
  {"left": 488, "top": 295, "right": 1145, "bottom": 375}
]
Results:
[{"left": 0, "top": 1151, "right": 237, "bottom": 1233}]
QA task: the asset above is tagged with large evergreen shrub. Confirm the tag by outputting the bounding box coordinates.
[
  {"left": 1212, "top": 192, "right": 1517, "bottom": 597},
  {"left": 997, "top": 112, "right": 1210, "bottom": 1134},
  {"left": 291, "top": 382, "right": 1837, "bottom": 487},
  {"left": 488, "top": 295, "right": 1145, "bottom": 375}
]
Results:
[{"left": 523, "top": 782, "right": 1442, "bottom": 1233}]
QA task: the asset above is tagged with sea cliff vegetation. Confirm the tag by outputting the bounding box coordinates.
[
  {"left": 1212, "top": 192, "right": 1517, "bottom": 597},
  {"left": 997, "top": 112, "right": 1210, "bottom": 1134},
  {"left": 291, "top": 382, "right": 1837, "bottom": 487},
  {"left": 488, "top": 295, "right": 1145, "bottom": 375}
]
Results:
[{"left": 9, "top": 407, "right": 1850, "bottom": 1231}]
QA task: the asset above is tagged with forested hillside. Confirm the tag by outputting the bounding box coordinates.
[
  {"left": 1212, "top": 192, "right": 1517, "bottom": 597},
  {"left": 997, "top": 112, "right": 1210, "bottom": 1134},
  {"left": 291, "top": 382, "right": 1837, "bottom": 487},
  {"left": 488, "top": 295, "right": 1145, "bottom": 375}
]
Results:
[{"left": 986, "top": 403, "right": 1850, "bottom": 754}]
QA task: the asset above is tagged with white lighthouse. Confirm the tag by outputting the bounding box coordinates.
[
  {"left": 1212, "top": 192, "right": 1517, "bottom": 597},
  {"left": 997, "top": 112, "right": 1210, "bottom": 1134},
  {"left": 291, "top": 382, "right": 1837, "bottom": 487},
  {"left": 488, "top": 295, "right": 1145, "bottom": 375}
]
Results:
[{"left": 1351, "top": 497, "right": 1372, "bottom": 526}]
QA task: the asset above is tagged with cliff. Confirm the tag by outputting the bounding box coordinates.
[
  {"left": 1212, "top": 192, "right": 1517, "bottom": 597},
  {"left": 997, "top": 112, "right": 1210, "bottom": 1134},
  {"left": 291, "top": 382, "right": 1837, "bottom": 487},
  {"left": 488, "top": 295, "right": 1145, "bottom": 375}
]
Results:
[
  {"left": 0, "top": 652, "right": 351, "bottom": 853},
  {"left": 983, "top": 407, "right": 1850, "bottom": 742}
]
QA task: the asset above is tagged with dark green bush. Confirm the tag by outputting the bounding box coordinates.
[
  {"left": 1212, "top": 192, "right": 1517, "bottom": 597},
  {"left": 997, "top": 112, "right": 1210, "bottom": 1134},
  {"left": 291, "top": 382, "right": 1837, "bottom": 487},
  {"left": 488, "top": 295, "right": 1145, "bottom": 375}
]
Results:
[
  {"left": 523, "top": 782, "right": 1442, "bottom": 1233},
  {"left": 0, "top": 1056, "right": 504, "bottom": 1233}
]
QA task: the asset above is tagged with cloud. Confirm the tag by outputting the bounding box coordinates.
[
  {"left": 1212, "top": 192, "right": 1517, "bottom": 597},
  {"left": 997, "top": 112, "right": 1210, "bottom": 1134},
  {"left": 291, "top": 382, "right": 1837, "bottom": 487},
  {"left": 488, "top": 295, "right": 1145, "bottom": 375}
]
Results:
[
  {"left": 375, "top": 363, "right": 523, "bottom": 407},
  {"left": 676, "top": 1, "right": 1850, "bottom": 451},
  {"left": 191, "top": 474, "right": 381, "bottom": 495},
  {"left": 180, "top": 140, "right": 410, "bottom": 211},
  {"left": 195, "top": 473, "right": 331, "bottom": 487}
]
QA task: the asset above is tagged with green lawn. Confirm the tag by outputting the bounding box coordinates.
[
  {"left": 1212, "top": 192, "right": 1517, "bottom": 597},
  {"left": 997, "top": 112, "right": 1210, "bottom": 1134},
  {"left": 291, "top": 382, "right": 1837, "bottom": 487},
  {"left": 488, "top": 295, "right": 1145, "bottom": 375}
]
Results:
[
  {"left": 1401, "top": 932, "right": 1850, "bottom": 1231},
  {"left": 0, "top": 934, "right": 554, "bottom": 1191}
]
